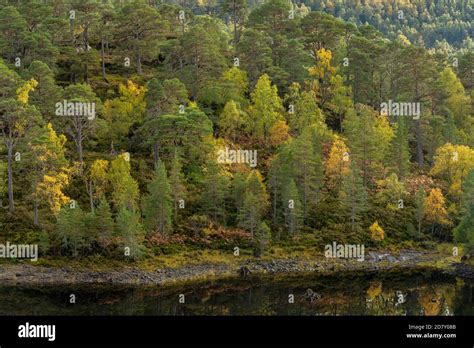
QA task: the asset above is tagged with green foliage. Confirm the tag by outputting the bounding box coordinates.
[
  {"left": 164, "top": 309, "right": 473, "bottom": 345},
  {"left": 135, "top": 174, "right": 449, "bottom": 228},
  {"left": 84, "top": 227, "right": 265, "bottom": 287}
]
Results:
[
  {"left": 248, "top": 74, "right": 284, "bottom": 142},
  {"left": 56, "top": 205, "right": 85, "bottom": 257},
  {"left": 386, "top": 117, "right": 411, "bottom": 179},
  {"left": 0, "top": 0, "right": 472, "bottom": 262},
  {"left": 116, "top": 207, "right": 146, "bottom": 260},
  {"left": 454, "top": 170, "right": 474, "bottom": 252},
  {"left": 254, "top": 221, "right": 271, "bottom": 257},
  {"left": 108, "top": 154, "right": 140, "bottom": 212},
  {"left": 239, "top": 171, "right": 269, "bottom": 238},
  {"left": 201, "top": 159, "right": 229, "bottom": 224},
  {"left": 281, "top": 179, "right": 303, "bottom": 236},
  {"left": 339, "top": 161, "right": 368, "bottom": 231},
  {"left": 143, "top": 160, "right": 172, "bottom": 235}
]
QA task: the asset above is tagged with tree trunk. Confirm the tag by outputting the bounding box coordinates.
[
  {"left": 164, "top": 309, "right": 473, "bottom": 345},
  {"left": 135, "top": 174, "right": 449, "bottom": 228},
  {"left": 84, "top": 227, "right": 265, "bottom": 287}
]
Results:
[
  {"left": 88, "top": 181, "right": 94, "bottom": 213},
  {"left": 101, "top": 35, "right": 106, "bottom": 80},
  {"left": 153, "top": 142, "right": 159, "bottom": 163},
  {"left": 174, "top": 200, "right": 178, "bottom": 222},
  {"left": 33, "top": 202, "right": 39, "bottom": 225},
  {"left": 77, "top": 137, "right": 83, "bottom": 175},
  {"left": 84, "top": 62, "right": 89, "bottom": 84},
  {"left": 415, "top": 118, "right": 424, "bottom": 167},
  {"left": 136, "top": 51, "right": 142, "bottom": 74},
  {"left": 7, "top": 144, "right": 14, "bottom": 213},
  {"left": 233, "top": 0, "right": 238, "bottom": 47},
  {"left": 272, "top": 184, "right": 277, "bottom": 225}
]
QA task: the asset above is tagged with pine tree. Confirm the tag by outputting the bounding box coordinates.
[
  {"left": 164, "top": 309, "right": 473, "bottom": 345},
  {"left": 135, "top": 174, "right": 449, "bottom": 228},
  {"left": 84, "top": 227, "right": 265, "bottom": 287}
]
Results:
[
  {"left": 61, "top": 83, "right": 102, "bottom": 174},
  {"left": 169, "top": 155, "right": 186, "bottom": 222},
  {"left": 116, "top": 207, "right": 146, "bottom": 260},
  {"left": 91, "top": 198, "right": 114, "bottom": 248},
  {"left": 0, "top": 61, "right": 42, "bottom": 212},
  {"left": 201, "top": 160, "right": 229, "bottom": 224},
  {"left": 239, "top": 191, "right": 260, "bottom": 238},
  {"left": 56, "top": 204, "right": 85, "bottom": 257},
  {"left": 254, "top": 221, "right": 271, "bottom": 257},
  {"left": 232, "top": 171, "right": 247, "bottom": 221},
  {"left": 281, "top": 179, "right": 303, "bottom": 236},
  {"left": 114, "top": 3, "right": 164, "bottom": 75},
  {"left": 143, "top": 160, "right": 172, "bottom": 235},
  {"left": 339, "top": 161, "right": 368, "bottom": 231},
  {"left": 386, "top": 117, "right": 411, "bottom": 179},
  {"left": 239, "top": 170, "right": 269, "bottom": 238},
  {"left": 268, "top": 143, "right": 293, "bottom": 224},
  {"left": 221, "top": 0, "right": 248, "bottom": 46},
  {"left": 27, "top": 61, "right": 62, "bottom": 121},
  {"left": 343, "top": 105, "right": 393, "bottom": 186},
  {"left": 292, "top": 127, "right": 324, "bottom": 221}
]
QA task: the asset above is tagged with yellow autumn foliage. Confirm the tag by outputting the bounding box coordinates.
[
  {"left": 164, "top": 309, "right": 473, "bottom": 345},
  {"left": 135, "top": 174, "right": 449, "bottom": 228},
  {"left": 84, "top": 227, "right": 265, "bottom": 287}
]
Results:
[
  {"left": 369, "top": 221, "right": 385, "bottom": 242},
  {"left": 16, "top": 78, "right": 38, "bottom": 104},
  {"left": 431, "top": 143, "right": 474, "bottom": 197},
  {"left": 424, "top": 188, "right": 450, "bottom": 225}
]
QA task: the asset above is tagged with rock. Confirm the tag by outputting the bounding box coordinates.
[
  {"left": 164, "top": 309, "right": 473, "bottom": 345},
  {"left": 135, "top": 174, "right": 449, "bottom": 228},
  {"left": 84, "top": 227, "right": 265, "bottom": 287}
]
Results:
[
  {"left": 239, "top": 266, "right": 251, "bottom": 278},
  {"left": 387, "top": 256, "right": 398, "bottom": 263},
  {"left": 304, "top": 288, "right": 322, "bottom": 303}
]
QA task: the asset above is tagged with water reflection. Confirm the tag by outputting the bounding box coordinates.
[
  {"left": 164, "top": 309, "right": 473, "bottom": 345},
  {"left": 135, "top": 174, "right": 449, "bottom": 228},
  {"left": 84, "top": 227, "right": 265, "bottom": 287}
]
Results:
[{"left": 0, "top": 270, "right": 472, "bottom": 316}]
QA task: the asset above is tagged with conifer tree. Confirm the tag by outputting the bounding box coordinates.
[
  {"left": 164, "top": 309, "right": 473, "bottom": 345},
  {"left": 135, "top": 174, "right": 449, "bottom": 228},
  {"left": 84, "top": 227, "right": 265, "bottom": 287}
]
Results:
[
  {"left": 254, "top": 221, "right": 271, "bottom": 257},
  {"left": 239, "top": 171, "right": 269, "bottom": 238},
  {"left": 339, "top": 161, "right": 368, "bottom": 231},
  {"left": 292, "top": 127, "right": 324, "bottom": 221},
  {"left": 201, "top": 160, "right": 229, "bottom": 224},
  {"left": 116, "top": 207, "right": 146, "bottom": 260},
  {"left": 56, "top": 204, "right": 85, "bottom": 257},
  {"left": 143, "top": 160, "right": 173, "bottom": 235},
  {"left": 82, "top": 197, "right": 114, "bottom": 252},
  {"left": 169, "top": 154, "right": 186, "bottom": 222},
  {"left": 268, "top": 143, "right": 293, "bottom": 224},
  {"left": 343, "top": 105, "right": 393, "bottom": 186},
  {"left": 387, "top": 117, "right": 411, "bottom": 179},
  {"left": 281, "top": 179, "right": 303, "bottom": 235}
]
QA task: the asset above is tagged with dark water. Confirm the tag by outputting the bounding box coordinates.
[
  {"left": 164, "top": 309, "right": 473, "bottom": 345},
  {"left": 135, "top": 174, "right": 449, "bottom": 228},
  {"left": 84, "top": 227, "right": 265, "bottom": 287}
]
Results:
[{"left": 0, "top": 270, "right": 472, "bottom": 316}]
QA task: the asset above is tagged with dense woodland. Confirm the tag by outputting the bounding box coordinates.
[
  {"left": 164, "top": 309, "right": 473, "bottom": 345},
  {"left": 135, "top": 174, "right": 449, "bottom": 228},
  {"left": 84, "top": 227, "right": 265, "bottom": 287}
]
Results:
[{"left": 0, "top": 0, "right": 472, "bottom": 260}]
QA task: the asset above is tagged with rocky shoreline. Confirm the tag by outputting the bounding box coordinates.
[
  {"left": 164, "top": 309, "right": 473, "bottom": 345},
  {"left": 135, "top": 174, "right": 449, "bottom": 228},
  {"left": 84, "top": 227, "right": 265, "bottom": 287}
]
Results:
[{"left": 0, "top": 250, "right": 472, "bottom": 286}]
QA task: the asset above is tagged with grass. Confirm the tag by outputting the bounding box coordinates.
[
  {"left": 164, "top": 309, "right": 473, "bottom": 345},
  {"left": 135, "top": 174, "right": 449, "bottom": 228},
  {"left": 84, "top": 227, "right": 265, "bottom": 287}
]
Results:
[{"left": 0, "top": 241, "right": 468, "bottom": 272}]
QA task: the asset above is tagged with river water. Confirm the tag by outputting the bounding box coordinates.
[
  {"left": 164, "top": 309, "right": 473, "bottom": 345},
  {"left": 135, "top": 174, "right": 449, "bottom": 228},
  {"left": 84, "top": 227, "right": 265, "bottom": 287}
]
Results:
[{"left": 0, "top": 269, "right": 472, "bottom": 315}]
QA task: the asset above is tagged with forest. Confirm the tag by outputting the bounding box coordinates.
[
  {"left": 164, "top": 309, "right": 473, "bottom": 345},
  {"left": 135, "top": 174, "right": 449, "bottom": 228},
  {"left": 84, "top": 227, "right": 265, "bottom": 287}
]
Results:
[{"left": 0, "top": 0, "right": 472, "bottom": 261}]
